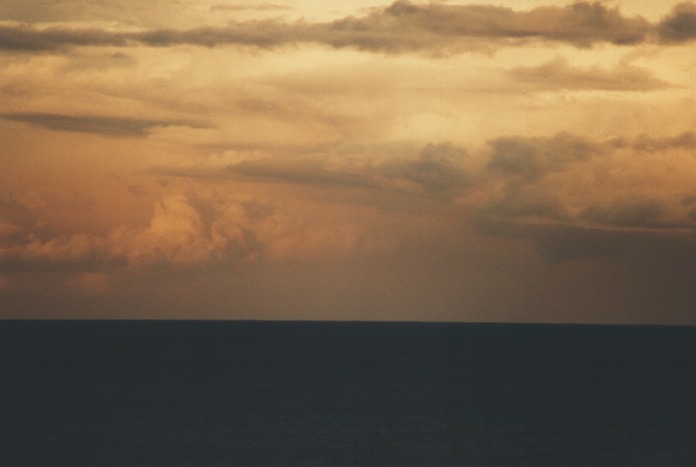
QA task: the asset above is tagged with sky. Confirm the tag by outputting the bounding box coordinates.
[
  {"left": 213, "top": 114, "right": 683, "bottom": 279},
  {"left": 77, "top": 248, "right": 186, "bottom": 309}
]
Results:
[{"left": 1, "top": 0, "right": 696, "bottom": 323}]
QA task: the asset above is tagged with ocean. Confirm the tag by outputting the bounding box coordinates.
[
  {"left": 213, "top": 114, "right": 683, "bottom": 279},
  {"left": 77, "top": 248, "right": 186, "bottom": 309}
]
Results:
[{"left": 2, "top": 320, "right": 695, "bottom": 466}]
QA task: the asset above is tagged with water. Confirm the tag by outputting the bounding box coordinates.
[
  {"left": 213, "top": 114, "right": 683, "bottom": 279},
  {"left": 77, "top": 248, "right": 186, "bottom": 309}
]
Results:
[{"left": 2, "top": 321, "right": 696, "bottom": 465}]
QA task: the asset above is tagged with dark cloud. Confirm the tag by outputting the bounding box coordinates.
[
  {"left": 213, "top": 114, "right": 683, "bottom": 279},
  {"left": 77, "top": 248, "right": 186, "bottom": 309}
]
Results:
[
  {"left": 479, "top": 183, "right": 567, "bottom": 221},
  {"left": 0, "top": 23, "right": 130, "bottom": 51},
  {"left": 580, "top": 199, "right": 665, "bottom": 228},
  {"left": 657, "top": 2, "right": 696, "bottom": 42},
  {"left": 327, "top": 0, "right": 651, "bottom": 51},
  {"left": 473, "top": 131, "right": 696, "bottom": 262},
  {"left": 1, "top": 113, "right": 210, "bottom": 137},
  {"left": 130, "top": 22, "right": 301, "bottom": 48},
  {"left": 486, "top": 132, "right": 603, "bottom": 179},
  {"left": 1, "top": 2, "right": 695, "bottom": 54},
  {"left": 507, "top": 57, "right": 672, "bottom": 91},
  {"left": 379, "top": 143, "right": 470, "bottom": 194},
  {"left": 0, "top": 22, "right": 291, "bottom": 52}
]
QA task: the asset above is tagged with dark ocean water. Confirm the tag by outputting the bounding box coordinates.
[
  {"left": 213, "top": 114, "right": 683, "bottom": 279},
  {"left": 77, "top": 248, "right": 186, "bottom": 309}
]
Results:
[{"left": 2, "top": 320, "right": 696, "bottom": 466}]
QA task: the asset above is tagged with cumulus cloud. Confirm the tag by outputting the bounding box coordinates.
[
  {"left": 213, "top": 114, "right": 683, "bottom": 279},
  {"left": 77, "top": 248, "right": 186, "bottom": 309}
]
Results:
[
  {"left": 0, "top": 194, "right": 259, "bottom": 275},
  {"left": 1, "top": 2, "right": 695, "bottom": 54},
  {"left": 1, "top": 113, "right": 210, "bottom": 137},
  {"left": 0, "top": 187, "right": 396, "bottom": 282}
]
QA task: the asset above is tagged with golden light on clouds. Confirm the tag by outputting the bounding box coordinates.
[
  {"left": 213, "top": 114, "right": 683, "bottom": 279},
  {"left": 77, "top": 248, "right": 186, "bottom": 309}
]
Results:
[{"left": 1, "top": 0, "right": 696, "bottom": 323}]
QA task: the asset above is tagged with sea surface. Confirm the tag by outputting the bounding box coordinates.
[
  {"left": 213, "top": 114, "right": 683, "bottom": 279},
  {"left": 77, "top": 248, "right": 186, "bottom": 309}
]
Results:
[{"left": 2, "top": 320, "right": 696, "bottom": 466}]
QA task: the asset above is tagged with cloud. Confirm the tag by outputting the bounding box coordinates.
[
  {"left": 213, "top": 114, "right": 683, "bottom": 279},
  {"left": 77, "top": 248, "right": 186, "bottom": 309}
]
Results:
[
  {"left": 210, "top": 3, "right": 293, "bottom": 12},
  {"left": 1, "top": 2, "right": 695, "bottom": 54},
  {"left": 4, "top": 129, "right": 696, "bottom": 295},
  {"left": 507, "top": 57, "right": 673, "bottom": 91},
  {"left": 0, "top": 194, "right": 259, "bottom": 274},
  {"left": 579, "top": 199, "right": 666, "bottom": 228},
  {"left": 477, "top": 217, "right": 696, "bottom": 263},
  {"left": 657, "top": 2, "right": 696, "bottom": 42},
  {"left": 326, "top": 0, "right": 651, "bottom": 51},
  {"left": 469, "top": 131, "right": 696, "bottom": 263},
  {"left": 622, "top": 131, "right": 696, "bottom": 151},
  {"left": 1, "top": 113, "right": 210, "bottom": 137},
  {"left": 478, "top": 183, "right": 568, "bottom": 221},
  {"left": 378, "top": 143, "right": 471, "bottom": 194},
  {"left": 160, "top": 142, "right": 471, "bottom": 196},
  {"left": 0, "top": 221, "right": 24, "bottom": 242},
  {"left": 486, "top": 132, "right": 604, "bottom": 179},
  {"left": 485, "top": 137, "right": 692, "bottom": 233},
  {"left": 0, "top": 21, "right": 301, "bottom": 51},
  {"left": 228, "top": 158, "right": 380, "bottom": 189},
  {"left": 0, "top": 230, "right": 116, "bottom": 273},
  {"left": 0, "top": 23, "right": 131, "bottom": 51},
  {"left": 151, "top": 131, "right": 696, "bottom": 243},
  {"left": 0, "top": 188, "right": 395, "bottom": 279}
]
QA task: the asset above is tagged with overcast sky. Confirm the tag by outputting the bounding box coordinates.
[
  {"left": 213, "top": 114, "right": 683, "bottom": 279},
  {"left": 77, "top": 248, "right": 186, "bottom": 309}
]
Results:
[{"left": 1, "top": 0, "right": 696, "bottom": 323}]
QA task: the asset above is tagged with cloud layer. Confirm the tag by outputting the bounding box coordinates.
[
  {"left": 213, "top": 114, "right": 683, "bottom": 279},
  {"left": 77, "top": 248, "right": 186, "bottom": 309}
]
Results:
[
  {"left": 3, "top": 127, "right": 696, "bottom": 322},
  {"left": 2, "top": 1, "right": 695, "bottom": 323},
  {"left": 4, "top": 131, "right": 694, "bottom": 274},
  {"left": 1, "top": 1, "right": 696, "bottom": 53}
]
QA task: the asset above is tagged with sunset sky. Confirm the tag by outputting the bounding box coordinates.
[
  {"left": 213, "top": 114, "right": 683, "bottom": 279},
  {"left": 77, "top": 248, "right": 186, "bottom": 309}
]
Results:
[{"left": 1, "top": 0, "right": 696, "bottom": 323}]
